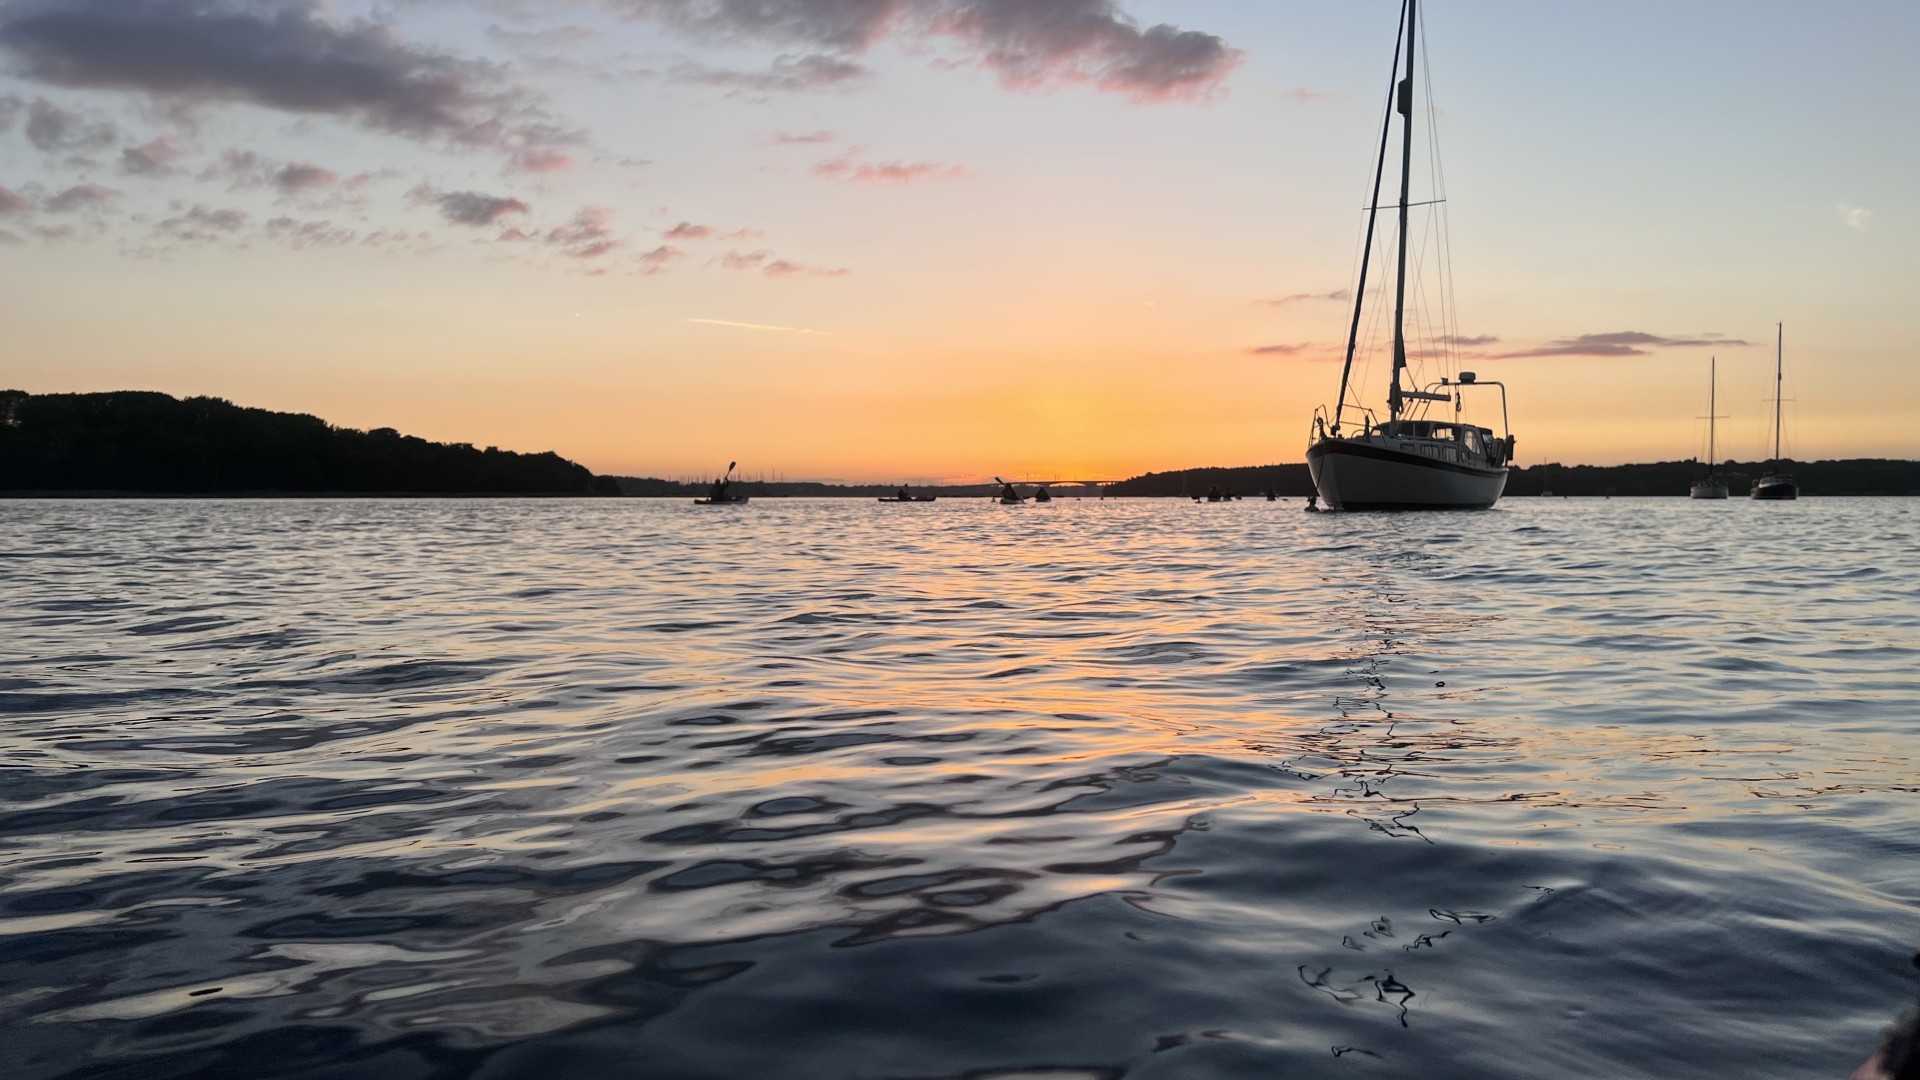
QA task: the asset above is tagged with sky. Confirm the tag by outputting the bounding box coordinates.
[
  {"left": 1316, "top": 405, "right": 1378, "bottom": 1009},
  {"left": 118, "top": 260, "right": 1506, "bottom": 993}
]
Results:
[{"left": 1, "top": 0, "right": 1914, "bottom": 483}]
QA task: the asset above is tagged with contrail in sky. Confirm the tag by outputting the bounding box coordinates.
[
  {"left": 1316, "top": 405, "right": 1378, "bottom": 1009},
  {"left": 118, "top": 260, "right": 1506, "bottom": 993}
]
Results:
[{"left": 686, "top": 318, "right": 826, "bottom": 335}]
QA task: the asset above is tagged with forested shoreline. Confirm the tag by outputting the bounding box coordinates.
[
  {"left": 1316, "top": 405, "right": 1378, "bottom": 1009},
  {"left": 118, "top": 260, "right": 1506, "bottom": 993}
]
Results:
[
  {"left": 1, "top": 391, "right": 615, "bottom": 495},
  {"left": 6, "top": 390, "right": 1913, "bottom": 497}
]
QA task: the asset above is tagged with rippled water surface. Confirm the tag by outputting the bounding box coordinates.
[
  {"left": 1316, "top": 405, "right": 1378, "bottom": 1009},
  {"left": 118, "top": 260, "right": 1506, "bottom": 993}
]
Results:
[{"left": 3, "top": 497, "right": 1918, "bottom": 1079}]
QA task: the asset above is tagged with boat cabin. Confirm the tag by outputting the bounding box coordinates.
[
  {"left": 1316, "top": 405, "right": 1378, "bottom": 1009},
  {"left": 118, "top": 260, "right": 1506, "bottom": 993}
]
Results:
[{"left": 1369, "top": 420, "right": 1506, "bottom": 466}]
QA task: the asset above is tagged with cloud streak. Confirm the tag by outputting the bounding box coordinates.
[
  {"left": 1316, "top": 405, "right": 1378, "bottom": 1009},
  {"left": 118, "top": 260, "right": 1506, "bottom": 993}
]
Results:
[
  {"left": 670, "top": 53, "right": 871, "bottom": 94},
  {"left": 813, "top": 148, "right": 965, "bottom": 183},
  {"left": 1259, "top": 289, "right": 1348, "bottom": 307},
  {"left": 603, "top": 0, "right": 1241, "bottom": 102},
  {"left": 1494, "top": 331, "right": 1752, "bottom": 359},
  {"left": 687, "top": 317, "right": 826, "bottom": 335},
  {"left": 411, "top": 185, "right": 531, "bottom": 226}
]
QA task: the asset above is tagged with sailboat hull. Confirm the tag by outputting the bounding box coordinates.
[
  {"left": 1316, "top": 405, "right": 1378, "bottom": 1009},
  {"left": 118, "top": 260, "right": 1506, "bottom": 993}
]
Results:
[
  {"left": 1751, "top": 477, "right": 1798, "bottom": 501},
  {"left": 1689, "top": 482, "right": 1729, "bottom": 500},
  {"left": 1307, "top": 438, "right": 1507, "bottom": 510}
]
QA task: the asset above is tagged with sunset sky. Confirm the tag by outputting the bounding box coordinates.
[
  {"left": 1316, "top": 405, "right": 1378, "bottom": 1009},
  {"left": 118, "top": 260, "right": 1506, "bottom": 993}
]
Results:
[{"left": 2, "top": 0, "right": 1914, "bottom": 482}]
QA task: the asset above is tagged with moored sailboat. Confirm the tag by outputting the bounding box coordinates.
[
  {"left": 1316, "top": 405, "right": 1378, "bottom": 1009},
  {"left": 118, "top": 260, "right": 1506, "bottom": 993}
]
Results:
[
  {"left": 1689, "top": 357, "right": 1729, "bottom": 499},
  {"left": 1305, "top": 0, "right": 1514, "bottom": 511},
  {"left": 1751, "top": 323, "right": 1798, "bottom": 500}
]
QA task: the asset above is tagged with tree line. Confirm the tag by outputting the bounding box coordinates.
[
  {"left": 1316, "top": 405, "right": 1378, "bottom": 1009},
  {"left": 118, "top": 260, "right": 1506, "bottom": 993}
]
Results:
[{"left": 0, "top": 391, "right": 617, "bottom": 495}]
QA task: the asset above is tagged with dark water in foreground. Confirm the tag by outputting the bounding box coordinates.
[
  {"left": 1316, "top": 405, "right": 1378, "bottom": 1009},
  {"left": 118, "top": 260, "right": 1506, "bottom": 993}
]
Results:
[{"left": 2, "top": 497, "right": 1917, "bottom": 1079}]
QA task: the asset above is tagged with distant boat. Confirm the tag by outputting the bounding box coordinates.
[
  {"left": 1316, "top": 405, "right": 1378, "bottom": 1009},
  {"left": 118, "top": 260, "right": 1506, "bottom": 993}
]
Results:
[
  {"left": 1305, "top": 0, "right": 1515, "bottom": 511},
  {"left": 878, "top": 495, "right": 937, "bottom": 503},
  {"left": 693, "top": 495, "right": 749, "bottom": 506},
  {"left": 1690, "top": 357, "right": 1729, "bottom": 499},
  {"left": 1751, "top": 323, "right": 1798, "bottom": 500},
  {"left": 1033, "top": 486, "right": 1053, "bottom": 503}
]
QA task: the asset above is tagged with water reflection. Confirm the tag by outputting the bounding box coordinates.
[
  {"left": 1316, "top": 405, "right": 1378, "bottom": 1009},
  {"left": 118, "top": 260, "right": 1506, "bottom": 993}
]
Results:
[{"left": 1, "top": 498, "right": 1916, "bottom": 1078}]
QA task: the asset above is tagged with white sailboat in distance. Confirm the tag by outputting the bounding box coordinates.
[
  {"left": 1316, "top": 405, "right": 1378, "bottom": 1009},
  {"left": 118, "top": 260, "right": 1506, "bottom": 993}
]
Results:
[{"left": 1306, "top": 0, "right": 1515, "bottom": 511}]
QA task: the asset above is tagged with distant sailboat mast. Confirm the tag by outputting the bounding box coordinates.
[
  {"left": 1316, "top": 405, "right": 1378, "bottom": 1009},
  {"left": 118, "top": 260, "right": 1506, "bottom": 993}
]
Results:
[
  {"left": 1707, "top": 356, "right": 1718, "bottom": 479},
  {"left": 1770, "top": 322, "right": 1784, "bottom": 470}
]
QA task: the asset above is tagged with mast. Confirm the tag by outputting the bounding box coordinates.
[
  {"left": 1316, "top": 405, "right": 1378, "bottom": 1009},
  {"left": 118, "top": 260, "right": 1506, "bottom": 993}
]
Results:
[
  {"left": 1771, "top": 322, "right": 1784, "bottom": 467},
  {"left": 1707, "top": 356, "right": 1717, "bottom": 478},
  {"left": 1388, "top": 0, "right": 1417, "bottom": 421},
  {"left": 1332, "top": 1, "right": 1410, "bottom": 436}
]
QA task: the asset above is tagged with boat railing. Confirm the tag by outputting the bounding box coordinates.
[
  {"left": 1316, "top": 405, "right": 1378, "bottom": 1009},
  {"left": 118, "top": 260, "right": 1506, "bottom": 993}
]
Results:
[
  {"left": 1426, "top": 374, "right": 1511, "bottom": 440},
  {"left": 1312, "top": 404, "right": 1380, "bottom": 445}
]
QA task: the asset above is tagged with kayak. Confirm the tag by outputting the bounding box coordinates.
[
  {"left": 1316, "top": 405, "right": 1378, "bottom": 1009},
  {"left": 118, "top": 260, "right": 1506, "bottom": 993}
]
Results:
[
  {"left": 1033, "top": 491, "right": 1053, "bottom": 503},
  {"left": 878, "top": 496, "right": 937, "bottom": 503},
  {"left": 998, "top": 496, "right": 1023, "bottom": 505},
  {"left": 693, "top": 496, "right": 750, "bottom": 506}
]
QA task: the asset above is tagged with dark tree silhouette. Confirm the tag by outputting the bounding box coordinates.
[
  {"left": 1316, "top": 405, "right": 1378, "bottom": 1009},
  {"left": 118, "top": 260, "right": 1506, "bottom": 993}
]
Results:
[{"left": 0, "top": 391, "right": 612, "bottom": 495}]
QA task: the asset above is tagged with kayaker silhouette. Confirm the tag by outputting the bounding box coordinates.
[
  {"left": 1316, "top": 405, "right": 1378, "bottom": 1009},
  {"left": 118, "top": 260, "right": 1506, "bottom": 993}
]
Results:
[
  {"left": 999, "top": 483, "right": 1018, "bottom": 501},
  {"left": 709, "top": 476, "right": 730, "bottom": 502}
]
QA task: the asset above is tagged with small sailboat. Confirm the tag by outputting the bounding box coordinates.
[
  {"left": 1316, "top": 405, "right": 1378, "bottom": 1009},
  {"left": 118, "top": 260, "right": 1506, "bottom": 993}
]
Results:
[
  {"left": 1751, "top": 323, "right": 1798, "bottom": 501},
  {"left": 1305, "top": 0, "right": 1515, "bottom": 511},
  {"left": 1689, "top": 358, "right": 1729, "bottom": 499}
]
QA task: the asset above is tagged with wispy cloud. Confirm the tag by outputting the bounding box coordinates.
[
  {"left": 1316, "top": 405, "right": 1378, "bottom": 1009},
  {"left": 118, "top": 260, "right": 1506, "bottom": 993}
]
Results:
[
  {"left": 120, "top": 134, "right": 187, "bottom": 176},
  {"left": 1259, "top": 289, "right": 1348, "bottom": 307},
  {"left": 1494, "top": 331, "right": 1752, "bottom": 359},
  {"left": 764, "top": 258, "right": 849, "bottom": 278},
  {"left": 43, "top": 182, "right": 117, "bottom": 213},
  {"left": 0, "top": 184, "right": 32, "bottom": 216},
  {"left": 1837, "top": 201, "right": 1871, "bottom": 231},
  {"left": 411, "top": 185, "right": 531, "bottom": 226},
  {"left": 670, "top": 53, "right": 871, "bottom": 95},
  {"left": 540, "top": 206, "right": 624, "bottom": 260},
  {"left": 636, "top": 243, "right": 682, "bottom": 273},
  {"left": 18, "top": 96, "right": 116, "bottom": 156},
  {"left": 771, "top": 129, "right": 837, "bottom": 144},
  {"left": 1246, "top": 343, "right": 1312, "bottom": 356},
  {"left": 813, "top": 148, "right": 965, "bottom": 184}
]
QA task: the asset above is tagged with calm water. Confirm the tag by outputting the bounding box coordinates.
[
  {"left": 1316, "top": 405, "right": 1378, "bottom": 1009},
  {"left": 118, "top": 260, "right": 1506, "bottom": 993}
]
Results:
[{"left": 3, "top": 497, "right": 1917, "bottom": 1079}]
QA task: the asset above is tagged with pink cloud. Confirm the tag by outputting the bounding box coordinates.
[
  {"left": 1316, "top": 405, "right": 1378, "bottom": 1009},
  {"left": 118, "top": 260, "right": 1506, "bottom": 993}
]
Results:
[
  {"left": 764, "top": 258, "right": 849, "bottom": 278},
  {"left": 637, "top": 244, "right": 683, "bottom": 274},
  {"left": 44, "top": 183, "right": 118, "bottom": 213},
  {"left": 121, "top": 134, "right": 187, "bottom": 176},
  {"left": 813, "top": 149, "right": 966, "bottom": 184},
  {"left": 663, "top": 221, "right": 714, "bottom": 240},
  {"left": 548, "top": 206, "right": 623, "bottom": 258}
]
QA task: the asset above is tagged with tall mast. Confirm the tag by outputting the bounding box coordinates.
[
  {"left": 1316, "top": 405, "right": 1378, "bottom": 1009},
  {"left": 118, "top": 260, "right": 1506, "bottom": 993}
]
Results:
[
  {"left": 1331, "top": 1, "right": 1410, "bottom": 435},
  {"left": 1707, "top": 357, "right": 1716, "bottom": 477},
  {"left": 1388, "top": 0, "right": 1418, "bottom": 421},
  {"left": 1772, "top": 322, "right": 1784, "bottom": 466}
]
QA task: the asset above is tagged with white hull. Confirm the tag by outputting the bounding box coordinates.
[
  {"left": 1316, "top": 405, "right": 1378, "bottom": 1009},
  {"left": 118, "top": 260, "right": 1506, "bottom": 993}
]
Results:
[
  {"left": 1308, "top": 438, "right": 1507, "bottom": 510},
  {"left": 1689, "top": 482, "right": 1728, "bottom": 500}
]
